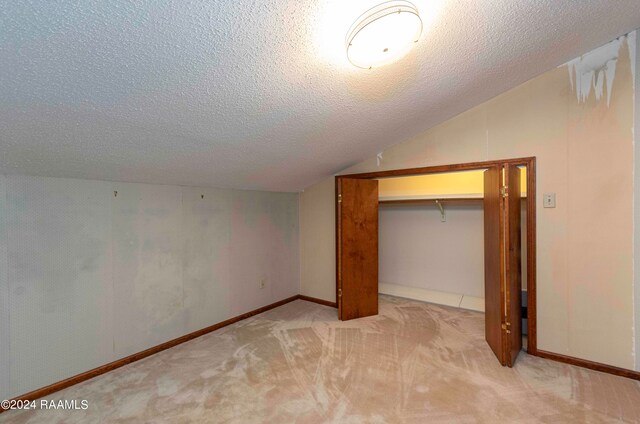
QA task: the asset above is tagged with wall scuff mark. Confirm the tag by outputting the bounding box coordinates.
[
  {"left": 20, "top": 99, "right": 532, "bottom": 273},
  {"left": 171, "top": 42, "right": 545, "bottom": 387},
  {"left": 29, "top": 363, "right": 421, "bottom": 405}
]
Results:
[{"left": 565, "top": 31, "right": 636, "bottom": 106}]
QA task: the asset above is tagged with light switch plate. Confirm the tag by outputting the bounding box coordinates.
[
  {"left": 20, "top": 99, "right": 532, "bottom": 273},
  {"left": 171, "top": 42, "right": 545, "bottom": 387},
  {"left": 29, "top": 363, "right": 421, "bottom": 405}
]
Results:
[{"left": 543, "top": 192, "right": 556, "bottom": 208}]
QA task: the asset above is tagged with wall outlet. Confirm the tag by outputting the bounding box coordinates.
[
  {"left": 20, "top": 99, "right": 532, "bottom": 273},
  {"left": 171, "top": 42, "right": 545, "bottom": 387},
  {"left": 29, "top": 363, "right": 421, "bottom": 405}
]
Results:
[
  {"left": 259, "top": 278, "right": 266, "bottom": 289},
  {"left": 543, "top": 192, "right": 556, "bottom": 208}
]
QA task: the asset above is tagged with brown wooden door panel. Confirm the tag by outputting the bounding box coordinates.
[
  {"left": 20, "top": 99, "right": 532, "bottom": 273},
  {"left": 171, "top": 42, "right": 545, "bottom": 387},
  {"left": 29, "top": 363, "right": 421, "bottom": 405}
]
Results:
[
  {"left": 337, "top": 178, "right": 379, "bottom": 321},
  {"left": 484, "top": 167, "right": 505, "bottom": 365},
  {"left": 505, "top": 165, "right": 523, "bottom": 366}
]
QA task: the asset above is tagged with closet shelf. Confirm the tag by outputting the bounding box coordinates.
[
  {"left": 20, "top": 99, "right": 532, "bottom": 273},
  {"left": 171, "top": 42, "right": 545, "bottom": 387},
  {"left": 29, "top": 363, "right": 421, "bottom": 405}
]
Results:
[
  {"left": 379, "top": 198, "right": 483, "bottom": 206},
  {"left": 378, "top": 193, "right": 527, "bottom": 206}
]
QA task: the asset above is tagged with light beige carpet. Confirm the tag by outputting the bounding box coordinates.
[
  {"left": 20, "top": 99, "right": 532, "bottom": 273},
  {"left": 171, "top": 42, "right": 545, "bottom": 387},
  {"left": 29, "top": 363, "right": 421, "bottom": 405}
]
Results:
[{"left": 2, "top": 295, "right": 640, "bottom": 423}]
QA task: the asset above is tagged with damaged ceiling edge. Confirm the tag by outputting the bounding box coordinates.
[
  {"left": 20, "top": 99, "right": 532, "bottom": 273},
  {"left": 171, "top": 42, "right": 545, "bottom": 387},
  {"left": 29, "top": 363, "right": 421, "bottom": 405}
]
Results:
[
  {"left": 565, "top": 30, "right": 637, "bottom": 106},
  {"left": 357, "top": 31, "right": 640, "bottom": 179}
]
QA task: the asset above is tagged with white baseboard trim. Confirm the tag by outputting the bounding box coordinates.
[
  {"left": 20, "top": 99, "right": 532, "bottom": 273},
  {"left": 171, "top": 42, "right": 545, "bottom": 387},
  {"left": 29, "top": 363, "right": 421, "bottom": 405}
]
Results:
[
  {"left": 459, "top": 295, "right": 485, "bottom": 312},
  {"left": 379, "top": 282, "right": 484, "bottom": 312}
]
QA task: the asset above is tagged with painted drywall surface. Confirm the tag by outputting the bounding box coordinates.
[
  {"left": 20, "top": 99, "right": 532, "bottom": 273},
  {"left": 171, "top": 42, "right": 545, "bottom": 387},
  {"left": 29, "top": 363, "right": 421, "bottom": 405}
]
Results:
[
  {"left": 227, "top": 189, "right": 300, "bottom": 315},
  {"left": 564, "top": 37, "right": 634, "bottom": 369},
  {"left": 380, "top": 204, "right": 484, "bottom": 298},
  {"left": 5, "top": 176, "right": 115, "bottom": 398},
  {"left": 379, "top": 171, "right": 485, "bottom": 198},
  {"left": 112, "top": 183, "right": 185, "bottom": 357},
  {"left": 299, "top": 177, "right": 335, "bottom": 302},
  {"left": 182, "top": 187, "right": 233, "bottom": 333},
  {"left": 378, "top": 169, "right": 527, "bottom": 198},
  {"left": 300, "top": 33, "right": 636, "bottom": 369},
  {"left": 0, "top": 175, "right": 299, "bottom": 399}
]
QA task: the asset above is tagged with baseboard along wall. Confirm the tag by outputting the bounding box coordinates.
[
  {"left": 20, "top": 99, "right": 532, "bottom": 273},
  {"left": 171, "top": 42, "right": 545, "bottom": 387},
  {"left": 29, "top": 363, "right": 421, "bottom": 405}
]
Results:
[
  {"left": 1, "top": 294, "right": 336, "bottom": 412},
  {"left": 3, "top": 292, "right": 638, "bottom": 413}
]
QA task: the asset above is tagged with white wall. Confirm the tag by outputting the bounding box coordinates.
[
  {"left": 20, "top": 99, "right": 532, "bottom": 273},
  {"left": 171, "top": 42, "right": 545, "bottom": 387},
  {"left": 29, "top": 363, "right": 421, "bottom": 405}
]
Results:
[
  {"left": 0, "top": 174, "right": 299, "bottom": 399},
  {"left": 379, "top": 204, "right": 484, "bottom": 297}
]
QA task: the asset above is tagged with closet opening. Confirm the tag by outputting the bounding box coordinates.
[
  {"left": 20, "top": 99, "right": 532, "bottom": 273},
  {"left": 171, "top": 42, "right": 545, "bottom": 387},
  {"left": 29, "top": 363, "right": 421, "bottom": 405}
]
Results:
[
  {"left": 377, "top": 169, "right": 491, "bottom": 311},
  {"left": 335, "top": 157, "right": 536, "bottom": 366}
]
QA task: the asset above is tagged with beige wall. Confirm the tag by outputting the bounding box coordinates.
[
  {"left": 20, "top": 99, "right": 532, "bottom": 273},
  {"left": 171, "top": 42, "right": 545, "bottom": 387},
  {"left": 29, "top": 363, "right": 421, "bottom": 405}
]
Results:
[
  {"left": 300, "top": 32, "right": 637, "bottom": 370},
  {"left": 300, "top": 177, "right": 336, "bottom": 302}
]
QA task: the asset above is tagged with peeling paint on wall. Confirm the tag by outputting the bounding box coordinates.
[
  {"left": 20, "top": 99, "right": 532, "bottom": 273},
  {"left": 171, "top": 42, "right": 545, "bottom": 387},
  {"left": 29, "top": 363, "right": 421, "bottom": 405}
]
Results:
[{"left": 566, "top": 31, "right": 636, "bottom": 106}]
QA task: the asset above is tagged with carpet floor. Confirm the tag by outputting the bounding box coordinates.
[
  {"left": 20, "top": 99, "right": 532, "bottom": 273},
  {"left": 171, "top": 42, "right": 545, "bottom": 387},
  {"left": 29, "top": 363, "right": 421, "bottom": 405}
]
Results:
[{"left": 2, "top": 295, "right": 640, "bottom": 423}]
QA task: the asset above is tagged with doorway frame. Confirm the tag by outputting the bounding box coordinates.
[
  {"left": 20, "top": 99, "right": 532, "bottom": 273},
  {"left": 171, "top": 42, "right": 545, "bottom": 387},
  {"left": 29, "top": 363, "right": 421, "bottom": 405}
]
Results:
[{"left": 335, "top": 156, "right": 537, "bottom": 355}]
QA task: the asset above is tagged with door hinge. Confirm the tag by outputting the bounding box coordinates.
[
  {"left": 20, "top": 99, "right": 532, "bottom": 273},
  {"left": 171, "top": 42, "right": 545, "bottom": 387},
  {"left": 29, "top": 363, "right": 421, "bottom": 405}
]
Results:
[
  {"left": 501, "top": 322, "right": 511, "bottom": 334},
  {"left": 500, "top": 186, "right": 509, "bottom": 198},
  {"left": 338, "top": 193, "right": 342, "bottom": 203},
  {"left": 338, "top": 288, "right": 342, "bottom": 297}
]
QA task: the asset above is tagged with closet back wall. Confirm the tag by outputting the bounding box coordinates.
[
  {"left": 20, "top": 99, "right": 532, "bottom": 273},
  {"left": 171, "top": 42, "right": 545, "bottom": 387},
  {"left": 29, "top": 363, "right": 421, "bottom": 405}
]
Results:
[
  {"left": 377, "top": 170, "right": 527, "bottom": 307},
  {"left": 379, "top": 204, "right": 484, "bottom": 298},
  {"left": 0, "top": 174, "right": 300, "bottom": 400}
]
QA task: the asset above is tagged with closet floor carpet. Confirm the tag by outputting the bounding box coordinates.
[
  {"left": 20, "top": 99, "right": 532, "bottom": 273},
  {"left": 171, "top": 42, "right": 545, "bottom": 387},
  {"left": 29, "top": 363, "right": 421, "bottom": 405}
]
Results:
[{"left": 3, "top": 295, "right": 640, "bottom": 423}]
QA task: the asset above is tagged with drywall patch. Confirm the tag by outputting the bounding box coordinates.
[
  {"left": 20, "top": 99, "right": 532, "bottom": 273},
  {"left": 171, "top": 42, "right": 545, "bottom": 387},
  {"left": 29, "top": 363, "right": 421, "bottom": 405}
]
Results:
[
  {"left": 377, "top": 152, "right": 384, "bottom": 167},
  {"left": 566, "top": 31, "right": 636, "bottom": 106}
]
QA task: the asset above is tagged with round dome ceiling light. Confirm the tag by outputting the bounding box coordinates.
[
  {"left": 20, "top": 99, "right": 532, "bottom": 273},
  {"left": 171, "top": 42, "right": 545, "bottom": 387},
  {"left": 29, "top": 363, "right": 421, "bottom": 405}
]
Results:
[{"left": 346, "top": 1, "right": 423, "bottom": 69}]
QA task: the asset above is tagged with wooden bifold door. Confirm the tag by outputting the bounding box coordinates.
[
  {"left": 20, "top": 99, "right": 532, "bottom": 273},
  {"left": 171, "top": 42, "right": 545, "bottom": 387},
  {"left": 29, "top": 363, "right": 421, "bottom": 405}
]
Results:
[
  {"left": 483, "top": 164, "right": 522, "bottom": 367},
  {"left": 336, "top": 177, "right": 379, "bottom": 321},
  {"left": 336, "top": 160, "right": 528, "bottom": 368}
]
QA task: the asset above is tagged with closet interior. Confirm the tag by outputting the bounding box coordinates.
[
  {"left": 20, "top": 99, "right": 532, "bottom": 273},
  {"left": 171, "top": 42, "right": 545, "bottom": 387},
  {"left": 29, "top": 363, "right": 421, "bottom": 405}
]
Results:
[
  {"left": 377, "top": 168, "right": 529, "bottom": 347},
  {"left": 336, "top": 158, "right": 535, "bottom": 366}
]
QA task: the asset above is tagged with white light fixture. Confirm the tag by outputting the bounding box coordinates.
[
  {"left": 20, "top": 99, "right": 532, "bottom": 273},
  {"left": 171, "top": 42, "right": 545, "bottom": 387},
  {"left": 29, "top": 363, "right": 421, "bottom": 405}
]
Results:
[{"left": 346, "top": 1, "right": 423, "bottom": 69}]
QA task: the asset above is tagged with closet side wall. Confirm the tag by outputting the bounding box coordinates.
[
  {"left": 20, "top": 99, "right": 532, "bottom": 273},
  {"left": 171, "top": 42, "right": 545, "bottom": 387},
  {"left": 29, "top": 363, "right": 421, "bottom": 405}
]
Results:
[{"left": 379, "top": 204, "right": 484, "bottom": 301}]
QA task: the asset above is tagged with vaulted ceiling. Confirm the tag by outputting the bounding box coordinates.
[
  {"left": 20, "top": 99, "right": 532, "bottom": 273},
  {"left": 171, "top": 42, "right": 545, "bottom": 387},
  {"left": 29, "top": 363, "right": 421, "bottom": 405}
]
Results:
[{"left": 2, "top": 1, "right": 640, "bottom": 191}]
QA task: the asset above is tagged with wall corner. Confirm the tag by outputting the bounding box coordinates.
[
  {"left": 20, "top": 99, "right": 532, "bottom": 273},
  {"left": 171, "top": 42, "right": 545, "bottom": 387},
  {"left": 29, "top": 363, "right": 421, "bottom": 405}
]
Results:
[{"left": 633, "top": 29, "right": 640, "bottom": 371}]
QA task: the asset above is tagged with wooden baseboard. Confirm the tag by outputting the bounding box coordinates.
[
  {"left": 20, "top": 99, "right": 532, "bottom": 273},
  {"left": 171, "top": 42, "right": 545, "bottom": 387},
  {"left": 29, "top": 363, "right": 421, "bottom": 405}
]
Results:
[
  {"left": 10, "top": 295, "right": 639, "bottom": 413},
  {"left": 535, "top": 350, "right": 640, "bottom": 381},
  {"left": 2, "top": 295, "right": 300, "bottom": 411},
  {"left": 298, "top": 295, "right": 337, "bottom": 308}
]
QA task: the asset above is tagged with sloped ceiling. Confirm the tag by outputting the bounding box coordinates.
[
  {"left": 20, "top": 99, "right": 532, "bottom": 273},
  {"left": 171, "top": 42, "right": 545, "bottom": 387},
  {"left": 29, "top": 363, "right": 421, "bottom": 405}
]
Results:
[{"left": 1, "top": 1, "right": 640, "bottom": 192}]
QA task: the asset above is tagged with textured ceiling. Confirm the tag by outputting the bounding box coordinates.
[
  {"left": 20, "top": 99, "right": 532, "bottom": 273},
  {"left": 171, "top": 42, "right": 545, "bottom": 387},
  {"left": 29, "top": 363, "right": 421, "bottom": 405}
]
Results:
[{"left": 2, "top": 1, "right": 640, "bottom": 192}]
